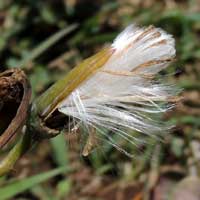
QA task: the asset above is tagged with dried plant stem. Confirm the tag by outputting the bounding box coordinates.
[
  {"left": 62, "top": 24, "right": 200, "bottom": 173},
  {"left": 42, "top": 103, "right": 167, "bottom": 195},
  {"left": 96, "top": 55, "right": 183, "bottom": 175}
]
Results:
[{"left": 0, "top": 25, "right": 80, "bottom": 176}]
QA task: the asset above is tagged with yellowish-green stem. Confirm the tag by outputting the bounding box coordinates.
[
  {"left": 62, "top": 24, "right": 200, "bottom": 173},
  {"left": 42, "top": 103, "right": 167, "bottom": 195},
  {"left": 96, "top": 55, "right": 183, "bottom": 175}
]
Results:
[
  {"left": 0, "top": 131, "right": 32, "bottom": 176},
  {"left": 36, "top": 47, "right": 113, "bottom": 118}
]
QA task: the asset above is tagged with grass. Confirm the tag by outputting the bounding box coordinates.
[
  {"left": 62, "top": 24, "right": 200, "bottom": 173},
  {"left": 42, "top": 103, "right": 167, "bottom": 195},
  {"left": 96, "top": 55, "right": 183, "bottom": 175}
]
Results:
[{"left": 0, "top": 0, "right": 199, "bottom": 199}]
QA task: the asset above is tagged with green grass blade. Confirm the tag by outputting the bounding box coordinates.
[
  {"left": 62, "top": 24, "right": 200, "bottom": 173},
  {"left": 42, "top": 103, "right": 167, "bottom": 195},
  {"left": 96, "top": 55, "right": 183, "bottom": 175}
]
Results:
[
  {"left": 0, "top": 166, "right": 68, "bottom": 200},
  {"left": 19, "top": 24, "right": 78, "bottom": 68},
  {"left": 50, "top": 133, "right": 69, "bottom": 167}
]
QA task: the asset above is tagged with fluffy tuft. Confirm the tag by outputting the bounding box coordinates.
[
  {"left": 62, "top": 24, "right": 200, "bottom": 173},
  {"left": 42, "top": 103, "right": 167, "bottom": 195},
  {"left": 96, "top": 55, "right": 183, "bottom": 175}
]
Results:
[{"left": 58, "top": 24, "right": 177, "bottom": 157}]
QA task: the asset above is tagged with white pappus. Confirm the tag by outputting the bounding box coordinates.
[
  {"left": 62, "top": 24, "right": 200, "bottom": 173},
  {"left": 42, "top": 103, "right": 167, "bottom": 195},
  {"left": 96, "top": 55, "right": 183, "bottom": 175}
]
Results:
[{"left": 58, "top": 24, "right": 178, "bottom": 157}]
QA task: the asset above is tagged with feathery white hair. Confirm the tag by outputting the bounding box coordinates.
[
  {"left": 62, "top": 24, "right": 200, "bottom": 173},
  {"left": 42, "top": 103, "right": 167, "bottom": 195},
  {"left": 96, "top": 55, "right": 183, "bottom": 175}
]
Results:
[{"left": 58, "top": 24, "right": 177, "bottom": 157}]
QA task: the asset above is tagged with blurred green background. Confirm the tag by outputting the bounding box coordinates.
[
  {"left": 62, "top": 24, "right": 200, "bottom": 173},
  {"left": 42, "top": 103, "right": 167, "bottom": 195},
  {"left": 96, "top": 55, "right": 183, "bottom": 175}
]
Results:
[{"left": 0, "top": 0, "right": 200, "bottom": 199}]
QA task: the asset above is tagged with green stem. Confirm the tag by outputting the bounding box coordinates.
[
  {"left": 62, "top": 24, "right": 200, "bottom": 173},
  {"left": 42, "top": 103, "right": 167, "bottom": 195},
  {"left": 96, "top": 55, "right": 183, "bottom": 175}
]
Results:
[
  {"left": 0, "top": 131, "right": 32, "bottom": 176},
  {"left": 0, "top": 24, "right": 79, "bottom": 176}
]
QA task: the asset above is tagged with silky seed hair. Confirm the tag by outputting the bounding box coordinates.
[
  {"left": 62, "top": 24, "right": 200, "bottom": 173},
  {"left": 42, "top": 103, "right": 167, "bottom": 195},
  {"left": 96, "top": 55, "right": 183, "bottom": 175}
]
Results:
[{"left": 58, "top": 24, "right": 177, "bottom": 157}]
